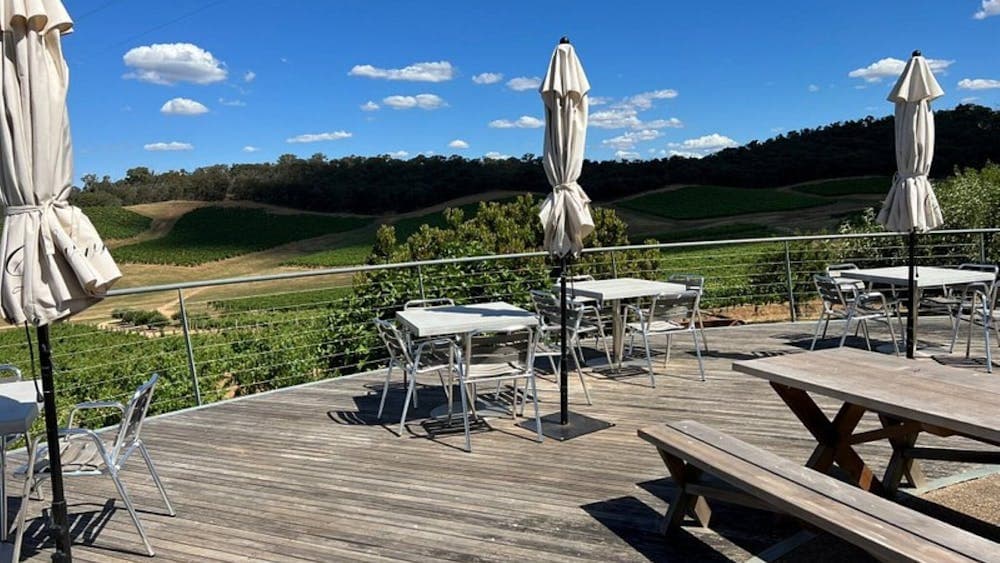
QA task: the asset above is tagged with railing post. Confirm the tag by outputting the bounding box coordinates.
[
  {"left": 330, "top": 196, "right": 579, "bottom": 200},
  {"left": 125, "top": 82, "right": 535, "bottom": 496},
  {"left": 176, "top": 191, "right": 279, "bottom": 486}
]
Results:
[
  {"left": 610, "top": 250, "right": 619, "bottom": 278},
  {"left": 416, "top": 265, "right": 426, "bottom": 299},
  {"left": 784, "top": 241, "right": 797, "bottom": 322},
  {"left": 177, "top": 289, "right": 202, "bottom": 406},
  {"left": 979, "top": 232, "right": 987, "bottom": 263}
]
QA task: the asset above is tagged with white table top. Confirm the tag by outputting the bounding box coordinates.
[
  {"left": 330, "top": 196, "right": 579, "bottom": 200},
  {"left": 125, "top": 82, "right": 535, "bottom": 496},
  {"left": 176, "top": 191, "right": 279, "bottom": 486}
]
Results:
[
  {"left": 839, "top": 266, "right": 995, "bottom": 288},
  {"left": 395, "top": 301, "right": 538, "bottom": 338},
  {"left": 0, "top": 380, "right": 41, "bottom": 435},
  {"left": 560, "top": 278, "right": 688, "bottom": 302}
]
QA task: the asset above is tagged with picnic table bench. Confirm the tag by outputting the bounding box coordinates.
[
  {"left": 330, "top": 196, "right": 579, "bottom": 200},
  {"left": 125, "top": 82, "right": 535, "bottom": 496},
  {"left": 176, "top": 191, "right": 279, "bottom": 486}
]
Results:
[{"left": 639, "top": 420, "right": 1000, "bottom": 562}]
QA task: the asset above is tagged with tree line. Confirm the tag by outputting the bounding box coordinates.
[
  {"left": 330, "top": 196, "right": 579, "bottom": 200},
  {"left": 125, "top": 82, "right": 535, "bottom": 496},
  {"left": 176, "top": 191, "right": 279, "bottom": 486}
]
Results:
[{"left": 71, "top": 104, "right": 1000, "bottom": 214}]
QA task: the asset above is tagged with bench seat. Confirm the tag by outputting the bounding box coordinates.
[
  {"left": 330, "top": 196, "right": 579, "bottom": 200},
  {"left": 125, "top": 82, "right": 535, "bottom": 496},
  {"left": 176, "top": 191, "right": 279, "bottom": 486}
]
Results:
[{"left": 638, "top": 420, "right": 999, "bottom": 562}]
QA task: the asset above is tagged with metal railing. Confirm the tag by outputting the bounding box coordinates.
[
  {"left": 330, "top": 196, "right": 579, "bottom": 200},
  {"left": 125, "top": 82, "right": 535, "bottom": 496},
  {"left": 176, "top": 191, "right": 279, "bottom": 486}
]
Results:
[{"left": 1, "top": 228, "right": 995, "bottom": 423}]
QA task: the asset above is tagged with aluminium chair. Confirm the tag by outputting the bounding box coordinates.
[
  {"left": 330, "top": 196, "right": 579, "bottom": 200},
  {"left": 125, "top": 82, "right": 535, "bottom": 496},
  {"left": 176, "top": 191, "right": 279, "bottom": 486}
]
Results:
[
  {"left": 623, "top": 290, "right": 706, "bottom": 386},
  {"left": 932, "top": 264, "right": 1000, "bottom": 373},
  {"left": 1, "top": 364, "right": 37, "bottom": 561},
  {"left": 562, "top": 275, "right": 614, "bottom": 366},
  {"left": 530, "top": 290, "right": 600, "bottom": 404},
  {"left": 373, "top": 318, "right": 457, "bottom": 436},
  {"left": 811, "top": 274, "right": 899, "bottom": 356},
  {"left": 451, "top": 325, "right": 543, "bottom": 452},
  {"left": 667, "top": 274, "right": 710, "bottom": 352},
  {"left": 18, "top": 373, "right": 175, "bottom": 557},
  {"left": 1, "top": 428, "right": 38, "bottom": 563}
]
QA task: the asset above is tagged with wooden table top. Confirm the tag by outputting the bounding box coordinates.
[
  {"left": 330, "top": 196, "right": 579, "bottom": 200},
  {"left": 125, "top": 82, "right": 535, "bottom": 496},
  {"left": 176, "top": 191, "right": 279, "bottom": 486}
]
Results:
[
  {"left": 395, "top": 301, "right": 537, "bottom": 338},
  {"left": 559, "top": 278, "right": 688, "bottom": 302},
  {"left": 840, "top": 266, "right": 995, "bottom": 288},
  {"left": 732, "top": 348, "right": 1000, "bottom": 445}
]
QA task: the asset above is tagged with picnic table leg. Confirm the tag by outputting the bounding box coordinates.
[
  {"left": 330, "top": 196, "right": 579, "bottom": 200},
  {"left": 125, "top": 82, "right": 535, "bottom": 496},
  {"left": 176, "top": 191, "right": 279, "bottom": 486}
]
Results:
[
  {"left": 879, "top": 414, "right": 927, "bottom": 494},
  {"left": 656, "top": 449, "right": 711, "bottom": 533},
  {"left": 770, "top": 383, "right": 883, "bottom": 493}
]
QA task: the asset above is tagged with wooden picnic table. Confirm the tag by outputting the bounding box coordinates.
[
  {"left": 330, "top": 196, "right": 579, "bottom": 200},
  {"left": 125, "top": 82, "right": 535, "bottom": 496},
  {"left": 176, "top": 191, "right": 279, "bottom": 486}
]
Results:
[
  {"left": 559, "top": 278, "right": 687, "bottom": 365},
  {"left": 733, "top": 347, "right": 1000, "bottom": 495}
]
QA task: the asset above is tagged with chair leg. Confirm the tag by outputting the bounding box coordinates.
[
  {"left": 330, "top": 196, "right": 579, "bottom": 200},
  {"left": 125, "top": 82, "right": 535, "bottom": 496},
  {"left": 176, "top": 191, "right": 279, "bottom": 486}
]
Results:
[
  {"left": 885, "top": 312, "right": 900, "bottom": 356},
  {"left": 692, "top": 329, "right": 706, "bottom": 382},
  {"left": 860, "top": 319, "right": 872, "bottom": 350},
  {"left": 398, "top": 367, "right": 418, "bottom": 437},
  {"left": 109, "top": 469, "right": 156, "bottom": 557},
  {"left": 811, "top": 314, "right": 827, "bottom": 350},
  {"left": 457, "top": 374, "right": 473, "bottom": 453},
  {"left": 664, "top": 334, "right": 673, "bottom": 367},
  {"left": 839, "top": 310, "right": 856, "bottom": 349},
  {"left": 138, "top": 442, "right": 175, "bottom": 516},
  {"left": 696, "top": 308, "right": 710, "bottom": 352},
  {"left": 641, "top": 331, "right": 655, "bottom": 387},
  {"left": 570, "top": 344, "right": 593, "bottom": 406},
  {"left": 377, "top": 362, "right": 394, "bottom": 419},
  {"left": 596, "top": 319, "right": 613, "bottom": 367},
  {"left": 529, "top": 375, "right": 543, "bottom": 443}
]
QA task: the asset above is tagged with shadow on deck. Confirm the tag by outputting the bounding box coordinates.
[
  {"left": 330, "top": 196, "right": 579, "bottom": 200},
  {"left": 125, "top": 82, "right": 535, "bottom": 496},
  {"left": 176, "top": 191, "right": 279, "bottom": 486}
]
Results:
[{"left": 10, "top": 318, "right": 999, "bottom": 562}]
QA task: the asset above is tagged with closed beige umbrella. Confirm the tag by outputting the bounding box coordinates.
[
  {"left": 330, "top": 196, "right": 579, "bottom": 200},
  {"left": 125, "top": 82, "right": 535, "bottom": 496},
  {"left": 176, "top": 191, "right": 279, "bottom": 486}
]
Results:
[
  {"left": 1, "top": 2, "right": 121, "bottom": 558},
  {"left": 875, "top": 50, "right": 944, "bottom": 359}
]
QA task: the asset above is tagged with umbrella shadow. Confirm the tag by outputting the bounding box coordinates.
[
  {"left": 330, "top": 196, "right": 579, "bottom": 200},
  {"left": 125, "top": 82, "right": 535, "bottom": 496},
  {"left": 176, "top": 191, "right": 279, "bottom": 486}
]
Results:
[{"left": 18, "top": 500, "right": 154, "bottom": 558}]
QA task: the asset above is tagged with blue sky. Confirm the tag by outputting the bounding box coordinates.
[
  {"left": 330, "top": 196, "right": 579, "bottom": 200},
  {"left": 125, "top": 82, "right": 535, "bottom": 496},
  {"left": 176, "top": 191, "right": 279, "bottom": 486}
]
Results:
[{"left": 62, "top": 0, "right": 1000, "bottom": 182}]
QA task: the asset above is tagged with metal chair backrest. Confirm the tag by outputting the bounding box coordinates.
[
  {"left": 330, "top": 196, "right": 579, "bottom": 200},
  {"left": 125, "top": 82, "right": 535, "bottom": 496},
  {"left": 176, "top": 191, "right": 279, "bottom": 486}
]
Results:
[
  {"left": 110, "top": 373, "right": 159, "bottom": 464},
  {"left": 403, "top": 298, "right": 455, "bottom": 310},
  {"left": 814, "top": 274, "right": 852, "bottom": 309},
  {"left": 826, "top": 263, "right": 860, "bottom": 277},
  {"left": 648, "top": 290, "right": 700, "bottom": 323},
  {"left": 0, "top": 364, "right": 22, "bottom": 384},
  {"left": 467, "top": 325, "right": 536, "bottom": 373},
  {"left": 373, "top": 318, "right": 413, "bottom": 368},
  {"left": 668, "top": 274, "right": 705, "bottom": 292},
  {"left": 530, "top": 290, "right": 585, "bottom": 331}
]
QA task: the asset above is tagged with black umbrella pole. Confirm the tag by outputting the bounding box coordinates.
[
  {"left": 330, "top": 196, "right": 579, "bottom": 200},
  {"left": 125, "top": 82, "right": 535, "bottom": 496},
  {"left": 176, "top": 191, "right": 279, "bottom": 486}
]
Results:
[
  {"left": 906, "top": 230, "right": 917, "bottom": 359},
  {"left": 38, "top": 325, "right": 73, "bottom": 562},
  {"left": 560, "top": 255, "right": 569, "bottom": 425}
]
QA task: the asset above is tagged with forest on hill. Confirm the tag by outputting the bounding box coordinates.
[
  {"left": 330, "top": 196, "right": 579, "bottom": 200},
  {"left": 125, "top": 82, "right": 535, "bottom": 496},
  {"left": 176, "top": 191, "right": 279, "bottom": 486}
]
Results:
[{"left": 72, "top": 104, "right": 1000, "bottom": 215}]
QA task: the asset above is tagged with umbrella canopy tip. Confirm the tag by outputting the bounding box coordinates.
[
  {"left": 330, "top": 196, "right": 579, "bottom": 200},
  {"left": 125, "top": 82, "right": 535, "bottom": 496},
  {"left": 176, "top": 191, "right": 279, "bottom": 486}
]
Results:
[
  {"left": 911, "top": 49, "right": 922, "bottom": 57},
  {"left": 559, "top": 36, "right": 570, "bottom": 44}
]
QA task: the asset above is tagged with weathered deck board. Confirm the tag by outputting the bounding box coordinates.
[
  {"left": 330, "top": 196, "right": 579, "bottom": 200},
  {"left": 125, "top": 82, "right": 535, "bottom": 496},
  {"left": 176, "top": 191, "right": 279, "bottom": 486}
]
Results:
[{"left": 6, "top": 318, "right": 998, "bottom": 562}]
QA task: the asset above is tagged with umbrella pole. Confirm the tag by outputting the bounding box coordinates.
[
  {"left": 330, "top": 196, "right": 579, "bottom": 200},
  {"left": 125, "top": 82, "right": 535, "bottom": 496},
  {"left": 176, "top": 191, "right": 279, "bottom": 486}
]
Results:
[
  {"left": 38, "top": 325, "right": 73, "bottom": 562},
  {"left": 906, "top": 230, "right": 918, "bottom": 359},
  {"left": 560, "top": 255, "right": 569, "bottom": 424}
]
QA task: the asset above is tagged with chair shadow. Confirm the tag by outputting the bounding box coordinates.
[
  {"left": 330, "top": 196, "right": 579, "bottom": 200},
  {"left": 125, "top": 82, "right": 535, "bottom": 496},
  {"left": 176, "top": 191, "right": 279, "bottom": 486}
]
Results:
[{"left": 18, "top": 500, "right": 152, "bottom": 559}]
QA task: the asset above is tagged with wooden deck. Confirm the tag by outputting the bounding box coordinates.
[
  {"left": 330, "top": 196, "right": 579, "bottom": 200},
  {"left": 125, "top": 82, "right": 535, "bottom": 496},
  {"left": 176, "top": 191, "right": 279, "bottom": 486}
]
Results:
[{"left": 8, "top": 319, "right": 1000, "bottom": 562}]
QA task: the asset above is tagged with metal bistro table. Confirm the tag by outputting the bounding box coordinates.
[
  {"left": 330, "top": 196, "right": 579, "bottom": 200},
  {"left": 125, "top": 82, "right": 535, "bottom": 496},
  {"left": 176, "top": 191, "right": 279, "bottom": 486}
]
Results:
[
  {"left": 840, "top": 266, "right": 996, "bottom": 357},
  {"left": 1, "top": 380, "right": 40, "bottom": 542},
  {"left": 734, "top": 347, "right": 1000, "bottom": 495},
  {"left": 559, "top": 278, "right": 687, "bottom": 367},
  {"left": 395, "top": 301, "right": 539, "bottom": 418}
]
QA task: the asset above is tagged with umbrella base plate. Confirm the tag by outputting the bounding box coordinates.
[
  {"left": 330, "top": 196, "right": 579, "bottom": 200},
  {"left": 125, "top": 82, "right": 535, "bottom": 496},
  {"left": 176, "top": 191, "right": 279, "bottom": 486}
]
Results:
[{"left": 518, "top": 411, "right": 613, "bottom": 441}]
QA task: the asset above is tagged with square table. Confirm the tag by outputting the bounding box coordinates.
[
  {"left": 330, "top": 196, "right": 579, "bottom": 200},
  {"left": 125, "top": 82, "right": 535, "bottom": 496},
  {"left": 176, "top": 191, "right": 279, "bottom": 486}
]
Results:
[
  {"left": 840, "top": 266, "right": 996, "bottom": 357},
  {"left": 733, "top": 348, "right": 1000, "bottom": 495},
  {"left": 558, "top": 278, "right": 688, "bottom": 365},
  {"left": 1, "top": 380, "right": 41, "bottom": 542},
  {"left": 395, "top": 302, "right": 539, "bottom": 418}
]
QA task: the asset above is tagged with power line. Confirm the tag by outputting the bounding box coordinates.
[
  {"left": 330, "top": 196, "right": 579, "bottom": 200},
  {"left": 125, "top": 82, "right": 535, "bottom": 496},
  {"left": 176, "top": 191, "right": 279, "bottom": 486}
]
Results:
[
  {"left": 98, "top": 0, "right": 229, "bottom": 52},
  {"left": 74, "top": 0, "right": 125, "bottom": 22}
]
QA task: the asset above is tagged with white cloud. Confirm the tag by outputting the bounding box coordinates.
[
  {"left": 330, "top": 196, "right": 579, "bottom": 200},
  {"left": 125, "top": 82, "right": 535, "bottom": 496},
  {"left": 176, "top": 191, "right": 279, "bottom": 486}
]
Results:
[
  {"left": 808, "top": 84, "right": 820, "bottom": 92},
  {"left": 958, "top": 78, "right": 1000, "bottom": 90},
  {"left": 484, "top": 151, "right": 511, "bottom": 160},
  {"left": 614, "top": 150, "right": 641, "bottom": 160},
  {"left": 360, "top": 100, "right": 380, "bottom": 111},
  {"left": 123, "top": 43, "right": 227, "bottom": 85},
  {"left": 244, "top": 70, "right": 256, "bottom": 82},
  {"left": 388, "top": 150, "right": 409, "bottom": 159},
  {"left": 974, "top": 0, "right": 1000, "bottom": 19},
  {"left": 382, "top": 94, "right": 447, "bottom": 110},
  {"left": 589, "top": 96, "right": 612, "bottom": 106},
  {"left": 848, "top": 57, "right": 954, "bottom": 83},
  {"left": 643, "top": 117, "right": 684, "bottom": 129},
  {"left": 961, "top": 96, "right": 980, "bottom": 103},
  {"left": 348, "top": 61, "right": 454, "bottom": 82},
  {"left": 144, "top": 141, "right": 193, "bottom": 151},
  {"left": 488, "top": 115, "right": 544, "bottom": 129},
  {"left": 160, "top": 97, "right": 208, "bottom": 115},
  {"left": 506, "top": 76, "right": 542, "bottom": 91},
  {"left": 448, "top": 139, "right": 469, "bottom": 149},
  {"left": 590, "top": 108, "right": 643, "bottom": 129},
  {"left": 242, "top": 145, "right": 260, "bottom": 152},
  {"left": 472, "top": 72, "right": 503, "bottom": 84},
  {"left": 667, "top": 133, "right": 738, "bottom": 158},
  {"left": 602, "top": 129, "right": 662, "bottom": 150},
  {"left": 625, "top": 89, "right": 679, "bottom": 110},
  {"left": 218, "top": 98, "right": 246, "bottom": 107},
  {"left": 286, "top": 131, "right": 352, "bottom": 143}
]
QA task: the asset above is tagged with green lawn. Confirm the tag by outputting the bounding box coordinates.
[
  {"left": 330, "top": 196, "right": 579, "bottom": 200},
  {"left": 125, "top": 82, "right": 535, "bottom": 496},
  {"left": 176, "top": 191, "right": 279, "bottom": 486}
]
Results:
[
  {"left": 617, "top": 186, "right": 831, "bottom": 220},
  {"left": 114, "top": 207, "right": 370, "bottom": 265},
  {"left": 791, "top": 177, "right": 891, "bottom": 196},
  {"left": 632, "top": 223, "right": 777, "bottom": 244}
]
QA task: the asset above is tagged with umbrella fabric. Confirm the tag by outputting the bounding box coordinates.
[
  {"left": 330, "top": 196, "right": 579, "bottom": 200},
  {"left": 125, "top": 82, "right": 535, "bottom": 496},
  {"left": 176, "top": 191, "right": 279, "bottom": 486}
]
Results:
[
  {"left": 538, "top": 42, "right": 593, "bottom": 257},
  {"left": 0, "top": 0, "right": 120, "bottom": 326},
  {"left": 876, "top": 54, "right": 945, "bottom": 233}
]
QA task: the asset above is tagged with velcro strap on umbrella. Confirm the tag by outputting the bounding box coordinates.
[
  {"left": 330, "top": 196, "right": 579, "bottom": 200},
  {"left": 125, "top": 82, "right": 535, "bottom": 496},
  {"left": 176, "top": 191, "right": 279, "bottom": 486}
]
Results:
[{"left": 4, "top": 198, "right": 70, "bottom": 255}]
